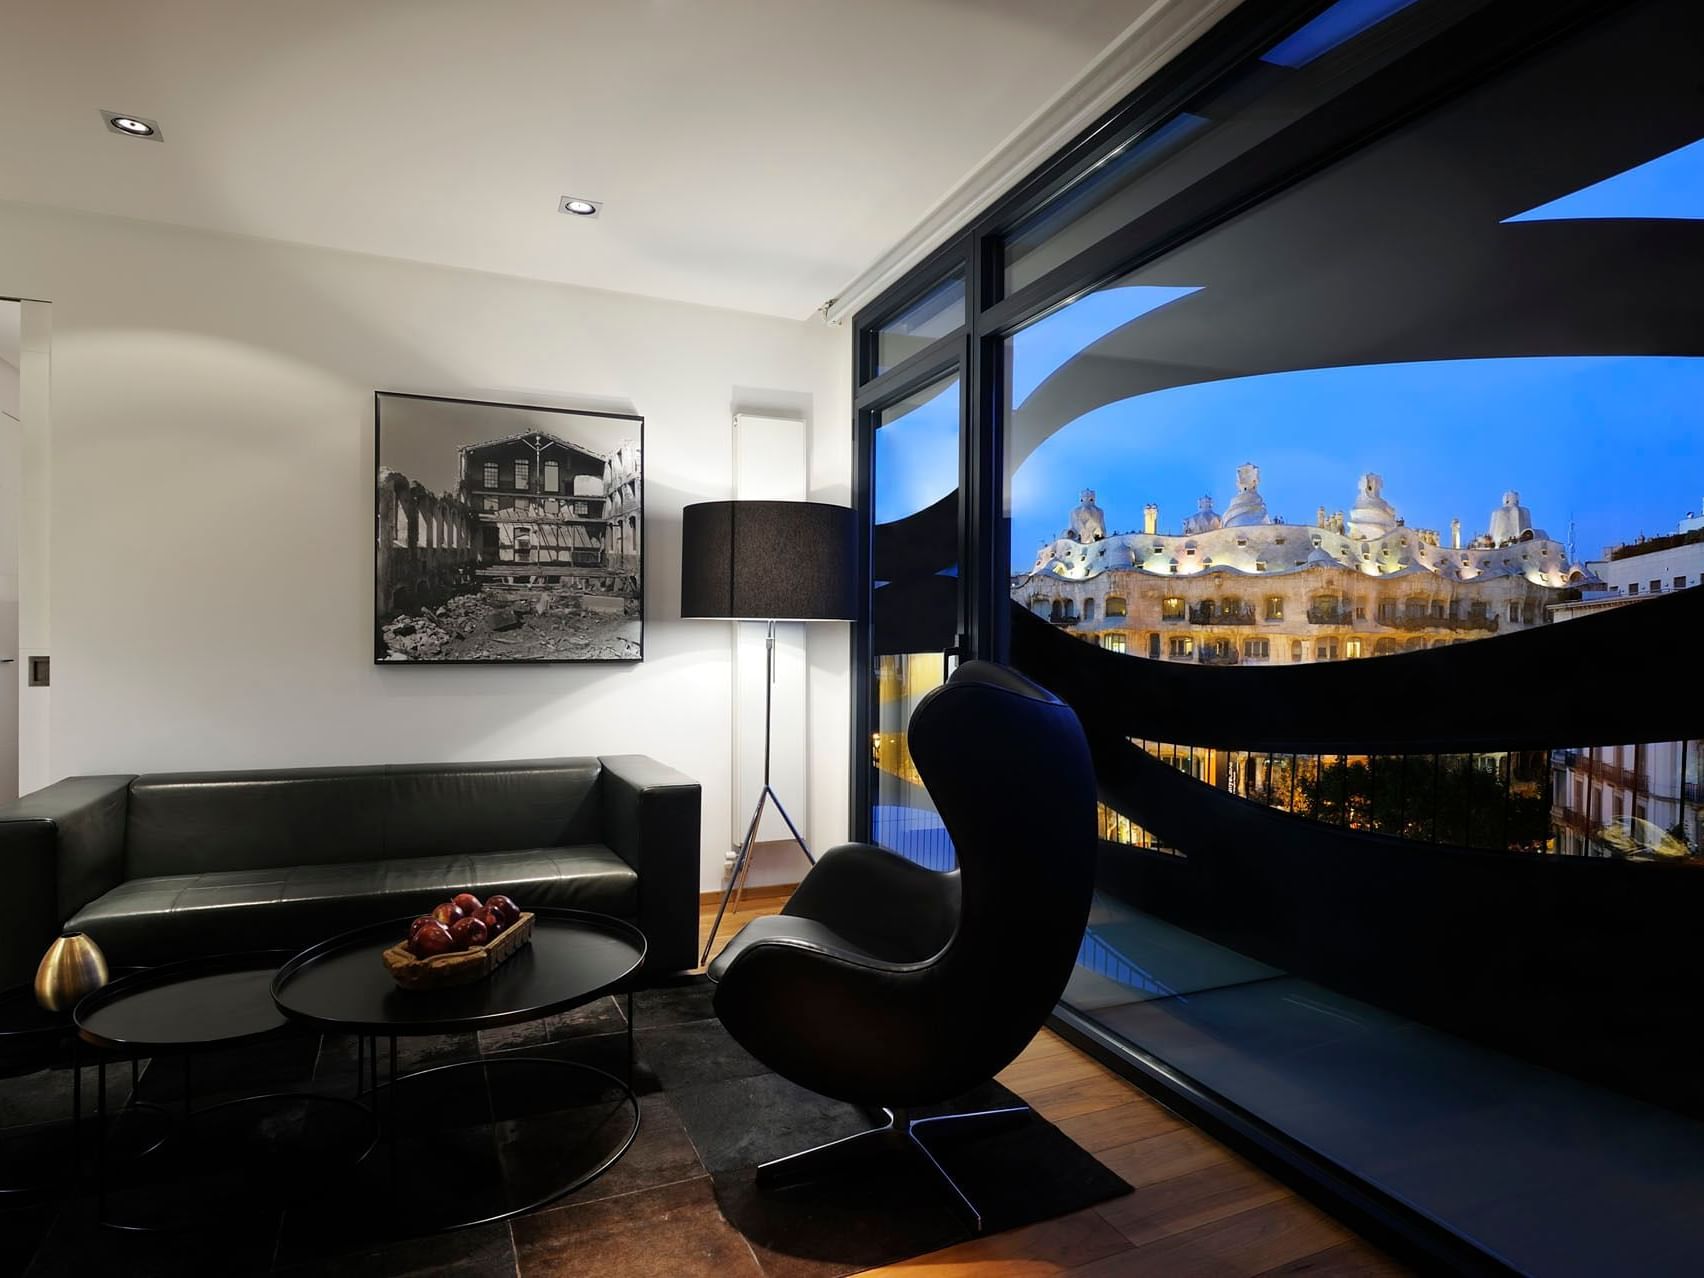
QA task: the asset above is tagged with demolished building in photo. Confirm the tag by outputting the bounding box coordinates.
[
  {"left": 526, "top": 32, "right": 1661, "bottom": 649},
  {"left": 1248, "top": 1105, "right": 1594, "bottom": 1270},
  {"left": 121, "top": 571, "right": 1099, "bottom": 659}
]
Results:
[{"left": 376, "top": 429, "right": 642, "bottom": 662}]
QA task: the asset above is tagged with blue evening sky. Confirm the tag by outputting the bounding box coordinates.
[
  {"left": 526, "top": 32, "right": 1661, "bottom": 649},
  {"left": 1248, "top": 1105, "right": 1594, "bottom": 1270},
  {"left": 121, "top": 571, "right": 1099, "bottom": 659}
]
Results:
[
  {"left": 873, "top": 379, "right": 958, "bottom": 527},
  {"left": 1505, "top": 135, "right": 1704, "bottom": 222},
  {"left": 873, "top": 287, "right": 1203, "bottom": 527},
  {"left": 1007, "top": 355, "right": 1704, "bottom": 569},
  {"left": 874, "top": 343, "right": 1704, "bottom": 573},
  {"left": 1261, "top": 0, "right": 1422, "bottom": 69}
]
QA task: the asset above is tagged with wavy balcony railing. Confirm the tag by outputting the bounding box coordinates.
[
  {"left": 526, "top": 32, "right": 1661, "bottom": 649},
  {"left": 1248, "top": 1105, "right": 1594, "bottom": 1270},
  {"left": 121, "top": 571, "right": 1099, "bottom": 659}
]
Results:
[
  {"left": 1009, "top": 589, "right": 1704, "bottom": 1120},
  {"left": 1382, "top": 612, "right": 1499, "bottom": 632},
  {"left": 1188, "top": 604, "right": 1259, "bottom": 625},
  {"left": 1012, "top": 587, "right": 1702, "bottom": 753}
]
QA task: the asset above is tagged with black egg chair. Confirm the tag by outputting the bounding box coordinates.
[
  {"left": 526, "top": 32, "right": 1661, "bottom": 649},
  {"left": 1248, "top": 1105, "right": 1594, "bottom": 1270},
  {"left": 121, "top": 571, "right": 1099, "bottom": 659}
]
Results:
[{"left": 707, "top": 661, "right": 1098, "bottom": 1228}]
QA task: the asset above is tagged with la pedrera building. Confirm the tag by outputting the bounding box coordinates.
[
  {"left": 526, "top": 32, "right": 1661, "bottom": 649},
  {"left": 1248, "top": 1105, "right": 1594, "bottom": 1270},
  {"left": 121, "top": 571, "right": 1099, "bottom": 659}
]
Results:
[{"left": 1014, "top": 463, "right": 1594, "bottom": 664}]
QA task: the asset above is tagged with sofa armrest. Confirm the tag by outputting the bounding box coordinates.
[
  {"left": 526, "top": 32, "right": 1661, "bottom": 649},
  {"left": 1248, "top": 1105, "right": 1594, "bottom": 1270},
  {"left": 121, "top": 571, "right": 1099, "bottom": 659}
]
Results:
[
  {"left": 599, "top": 755, "right": 701, "bottom": 975},
  {"left": 0, "top": 775, "right": 134, "bottom": 989}
]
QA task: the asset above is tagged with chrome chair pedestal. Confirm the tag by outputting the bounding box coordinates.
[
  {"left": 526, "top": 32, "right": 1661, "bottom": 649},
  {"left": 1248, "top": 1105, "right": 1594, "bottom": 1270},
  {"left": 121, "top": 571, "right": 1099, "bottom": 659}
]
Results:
[{"left": 755, "top": 1103, "right": 1031, "bottom": 1231}]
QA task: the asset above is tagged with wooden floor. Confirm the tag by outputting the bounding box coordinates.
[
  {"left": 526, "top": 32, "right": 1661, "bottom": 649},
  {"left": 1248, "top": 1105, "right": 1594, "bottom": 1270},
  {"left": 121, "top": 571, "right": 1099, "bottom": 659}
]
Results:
[{"left": 701, "top": 893, "right": 1408, "bottom": 1277}]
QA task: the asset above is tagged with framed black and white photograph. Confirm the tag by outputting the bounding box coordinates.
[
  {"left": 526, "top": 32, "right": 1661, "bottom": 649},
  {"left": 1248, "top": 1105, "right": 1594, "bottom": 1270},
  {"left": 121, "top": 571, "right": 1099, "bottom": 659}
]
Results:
[{"left": 374, "top": 392, "right": 643, "bottom": 663}]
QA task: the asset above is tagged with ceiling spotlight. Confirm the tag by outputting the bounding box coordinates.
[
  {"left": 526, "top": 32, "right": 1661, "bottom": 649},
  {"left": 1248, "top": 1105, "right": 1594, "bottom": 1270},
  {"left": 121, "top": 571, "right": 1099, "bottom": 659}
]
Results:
[
  {"left": 559, "top": 196, "right": 601, "bottom": 217},
  {"left": 101, "top": 110, "right": 163, "bottom": 141}
]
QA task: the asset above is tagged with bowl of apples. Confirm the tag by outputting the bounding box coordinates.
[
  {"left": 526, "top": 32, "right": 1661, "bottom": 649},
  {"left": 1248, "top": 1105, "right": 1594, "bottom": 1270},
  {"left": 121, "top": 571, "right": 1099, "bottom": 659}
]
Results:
[{"left": 381, "top": 893, "right": 534, "bottom": 989}]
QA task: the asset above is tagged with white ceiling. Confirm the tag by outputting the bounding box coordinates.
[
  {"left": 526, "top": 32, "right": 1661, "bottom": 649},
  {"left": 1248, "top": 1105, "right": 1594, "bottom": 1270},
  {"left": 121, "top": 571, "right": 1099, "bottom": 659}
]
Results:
[{"left": 0, "top": 0, "right": 1157, "bottom": 319}]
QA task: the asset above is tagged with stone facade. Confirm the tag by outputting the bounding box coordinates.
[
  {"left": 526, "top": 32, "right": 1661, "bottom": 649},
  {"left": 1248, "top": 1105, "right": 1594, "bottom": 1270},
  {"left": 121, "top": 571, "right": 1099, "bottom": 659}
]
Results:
[{"left": 1014, "top": 463, "right": 1585, "bottom": 664}]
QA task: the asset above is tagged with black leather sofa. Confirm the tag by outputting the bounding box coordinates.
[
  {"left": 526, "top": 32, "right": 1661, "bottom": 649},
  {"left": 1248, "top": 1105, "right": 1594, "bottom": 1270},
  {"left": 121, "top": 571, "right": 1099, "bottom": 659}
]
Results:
[{"left": 0, "top": 755, "right": 700, "bottom": 989}]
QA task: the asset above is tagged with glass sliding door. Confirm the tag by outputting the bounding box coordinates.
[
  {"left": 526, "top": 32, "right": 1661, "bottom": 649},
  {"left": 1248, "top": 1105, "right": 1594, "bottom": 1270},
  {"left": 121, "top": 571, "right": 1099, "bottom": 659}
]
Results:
[
  {"left": 852, "top": 0, "right": 1704, "bottom": 1268},
  {"left": 869, "top": 374, "right": 962, "bottom": 869}
]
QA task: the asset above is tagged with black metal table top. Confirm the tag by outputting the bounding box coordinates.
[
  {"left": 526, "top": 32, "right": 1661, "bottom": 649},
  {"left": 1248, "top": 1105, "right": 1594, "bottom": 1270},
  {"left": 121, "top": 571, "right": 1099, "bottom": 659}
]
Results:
[
  {"left": 0, "top": 985, "right": 72, "bottom": 1050},
  {"left": 74, "top": 953, "right": 296, "bottom": 1052},
  {"left": 270, "top": 909, "right": 646, "bottom": 1036}
]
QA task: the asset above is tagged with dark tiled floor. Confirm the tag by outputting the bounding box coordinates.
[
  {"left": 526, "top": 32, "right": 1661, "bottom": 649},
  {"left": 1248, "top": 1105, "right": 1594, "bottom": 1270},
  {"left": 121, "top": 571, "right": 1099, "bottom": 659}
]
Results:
[
  {"left": 513, "top": 1176, "right": 763, "bottom": 1277},
  {"left": 2, "top": 985, "right": 1123, "bottom": 1277}
]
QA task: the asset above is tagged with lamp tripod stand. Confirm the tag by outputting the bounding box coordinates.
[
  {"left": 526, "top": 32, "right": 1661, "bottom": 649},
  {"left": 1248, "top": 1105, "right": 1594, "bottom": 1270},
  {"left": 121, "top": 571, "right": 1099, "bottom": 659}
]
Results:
[{"left": 701, "top": 619, "right": 816, "bottom": 967}]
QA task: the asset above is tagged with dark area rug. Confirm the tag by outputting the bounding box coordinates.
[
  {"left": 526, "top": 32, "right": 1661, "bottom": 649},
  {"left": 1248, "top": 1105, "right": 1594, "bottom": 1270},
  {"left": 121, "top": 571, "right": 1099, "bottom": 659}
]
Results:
[
  {"left": 0, "top": 974, "right": 1129, "bottom": 1276},
  {"left": 629, "top": 976, "right": 1131, "bottom": 1277}
]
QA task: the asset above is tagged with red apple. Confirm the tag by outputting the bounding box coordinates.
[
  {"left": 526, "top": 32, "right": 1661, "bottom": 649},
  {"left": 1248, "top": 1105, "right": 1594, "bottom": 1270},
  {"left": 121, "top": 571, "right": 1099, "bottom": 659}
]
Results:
[
  {"left": 430, "top": 901, "right": 464, "bottom": 928},
  {"left": 449, "top": 916, "right": 488, "bottom": 950},
  {"left": 485, "top": 895, "right": 520, "bottom": 925},
  {"left": 452, "top": 892, "right": 484, "bottom": 917},
  {"left": 410, "top": 920, "right": 456, "bottom": 957},
  {"left": 407, "top": 916, "right": 435, "bottom": 942},
  {"left": 476, "top": 907, "right": 505, "bottom": 937}
]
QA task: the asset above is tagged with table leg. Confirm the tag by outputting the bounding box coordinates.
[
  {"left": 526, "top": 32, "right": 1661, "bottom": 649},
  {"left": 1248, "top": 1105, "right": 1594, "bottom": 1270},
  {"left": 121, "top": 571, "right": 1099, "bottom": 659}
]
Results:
[
  {"left": 388, "top": 1036, "right": 398, "bottom": 1182},
  {"left": 626, "top": 989, "right": 635, "bottom": 1088},
  {"left": 71, "top": 1035, "right": 82, "bottom": 1181},
  {"left": 96, "top": 1058, "right": 107, "bottom": 1222}
]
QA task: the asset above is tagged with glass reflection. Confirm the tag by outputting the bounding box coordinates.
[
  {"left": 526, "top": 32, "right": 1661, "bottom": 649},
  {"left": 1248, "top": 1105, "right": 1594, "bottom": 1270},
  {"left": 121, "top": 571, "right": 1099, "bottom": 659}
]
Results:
[
  {"left": 872, "top": 272, "right": 965, "bottom": 376},
  {"left": 872, "top": 376, "right": 961, "bottom": 868}
]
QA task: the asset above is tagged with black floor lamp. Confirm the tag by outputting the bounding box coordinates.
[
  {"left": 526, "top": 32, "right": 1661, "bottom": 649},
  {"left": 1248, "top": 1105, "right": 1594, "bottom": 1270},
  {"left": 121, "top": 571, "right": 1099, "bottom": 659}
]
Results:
[{"left": 681, "top": 500, "right": 857, "bottom": 967}]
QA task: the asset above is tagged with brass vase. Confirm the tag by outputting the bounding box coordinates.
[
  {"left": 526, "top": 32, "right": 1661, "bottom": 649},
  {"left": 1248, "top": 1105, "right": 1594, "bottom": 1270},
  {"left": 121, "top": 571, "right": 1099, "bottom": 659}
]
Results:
[{"left": 34, "top": 931, "right": 109, "bottom": 1012}]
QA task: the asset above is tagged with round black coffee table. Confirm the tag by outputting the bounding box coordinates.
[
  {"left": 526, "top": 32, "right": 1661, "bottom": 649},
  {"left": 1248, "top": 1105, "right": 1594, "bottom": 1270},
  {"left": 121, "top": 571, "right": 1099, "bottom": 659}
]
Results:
[
  {"left": 271, "top": 909, "right": 646, "bottom": 1232},
  {"left": 75, "top": 951, "right": 377, "bottom": 1231},
  {"left": 0, "top": 973, "right": 163, "bottom": 1196}
]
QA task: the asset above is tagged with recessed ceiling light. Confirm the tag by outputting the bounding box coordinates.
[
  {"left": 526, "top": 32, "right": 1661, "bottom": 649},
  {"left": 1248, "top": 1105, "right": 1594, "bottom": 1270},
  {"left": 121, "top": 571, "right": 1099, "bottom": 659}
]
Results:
[
  {"left": 559, "top": 196, "right": 601, "bottom": 217},
  {"left": 101, "top": 110, "right": 163, "bottom": 141}
]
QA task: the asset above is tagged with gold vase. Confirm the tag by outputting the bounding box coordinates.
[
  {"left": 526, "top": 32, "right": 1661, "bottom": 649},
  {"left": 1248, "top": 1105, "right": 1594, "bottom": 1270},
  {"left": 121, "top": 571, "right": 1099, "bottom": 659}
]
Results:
[{"left": 34, "top": 931, "right": 109, "bottom": 1012}]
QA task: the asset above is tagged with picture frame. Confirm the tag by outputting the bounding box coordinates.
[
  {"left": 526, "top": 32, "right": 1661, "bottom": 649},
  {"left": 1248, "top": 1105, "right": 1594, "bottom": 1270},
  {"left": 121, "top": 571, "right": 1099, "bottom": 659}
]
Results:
[{"left": 374, "top": 391, "right": 644, "bottom": 664}]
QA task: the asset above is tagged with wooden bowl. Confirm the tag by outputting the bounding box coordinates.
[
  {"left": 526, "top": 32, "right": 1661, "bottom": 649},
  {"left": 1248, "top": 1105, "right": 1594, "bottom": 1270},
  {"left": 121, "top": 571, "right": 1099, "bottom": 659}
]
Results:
[{"left": 381, "top": 912, "right": 535, "bottom": 990}]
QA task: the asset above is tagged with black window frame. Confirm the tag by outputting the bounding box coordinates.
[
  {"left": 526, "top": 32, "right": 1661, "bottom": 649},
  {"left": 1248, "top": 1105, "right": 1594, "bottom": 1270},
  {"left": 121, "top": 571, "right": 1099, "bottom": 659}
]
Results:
[{"left": 849, "top": 0, "right": 1619, "bottom": 839}]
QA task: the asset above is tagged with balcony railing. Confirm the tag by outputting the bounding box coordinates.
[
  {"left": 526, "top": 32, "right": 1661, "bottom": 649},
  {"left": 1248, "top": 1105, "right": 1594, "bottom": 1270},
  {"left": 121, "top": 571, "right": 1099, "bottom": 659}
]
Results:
[
  {"left": 1197, "top": 649, "right": 1240, "bottom": 666},
  {"left": 1305, "top": 605, "right": 1347, "bottom": 625},
  {"left": 1382, "top": 612, "right": 1499, "bottom": 632},
  {"left": 1189, "top": 604, "right": 1258, "bottom": 625}
]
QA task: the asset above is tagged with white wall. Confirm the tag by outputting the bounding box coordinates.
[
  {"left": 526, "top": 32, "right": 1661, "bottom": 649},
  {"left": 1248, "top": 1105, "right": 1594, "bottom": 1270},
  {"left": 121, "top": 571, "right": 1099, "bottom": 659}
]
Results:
[{"left": 0, "top": 201, "right": 853, "bottom": 890}]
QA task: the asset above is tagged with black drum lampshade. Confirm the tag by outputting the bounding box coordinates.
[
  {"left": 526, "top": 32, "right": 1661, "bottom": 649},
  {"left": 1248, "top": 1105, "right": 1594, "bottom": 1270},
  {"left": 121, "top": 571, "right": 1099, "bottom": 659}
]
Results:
[{"left": 680, "top": 500, "right": 857, "bottom": 622}]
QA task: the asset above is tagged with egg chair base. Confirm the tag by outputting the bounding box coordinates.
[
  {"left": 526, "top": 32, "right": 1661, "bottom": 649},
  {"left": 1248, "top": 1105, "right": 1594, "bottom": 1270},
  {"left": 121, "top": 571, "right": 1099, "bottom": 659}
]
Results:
[{"left": 754, "top": 1102, "right": 1031, "bottom": 1232}]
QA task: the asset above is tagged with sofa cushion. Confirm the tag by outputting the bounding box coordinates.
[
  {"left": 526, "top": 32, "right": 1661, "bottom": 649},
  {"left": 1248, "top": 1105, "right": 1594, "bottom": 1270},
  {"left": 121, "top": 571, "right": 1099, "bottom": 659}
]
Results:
[
  {"left": 124, "top": 758, "right": 605, "bottom": 878},
  {"left": 383, "top": 760, "right": 604, "bottom": 860},
  {"left": 68, "top": 845, "right": 636, "bottom": 969},
  {"left": 125, "top": 767, "right": 388, "bottom": 879}
]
